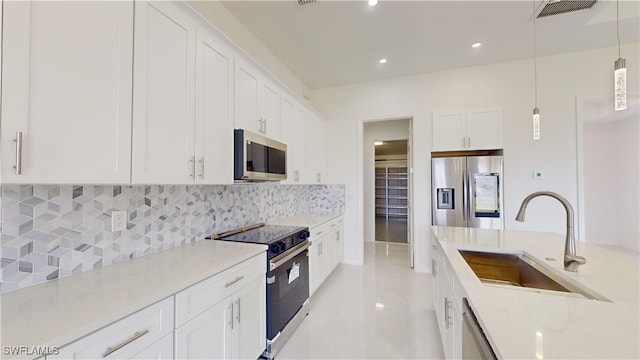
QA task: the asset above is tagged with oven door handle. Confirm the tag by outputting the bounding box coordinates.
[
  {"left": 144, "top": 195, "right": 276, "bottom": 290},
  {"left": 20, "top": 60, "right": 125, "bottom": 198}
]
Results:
[{"left": 269, "top": 240, "right": 312, "bottom": 271}]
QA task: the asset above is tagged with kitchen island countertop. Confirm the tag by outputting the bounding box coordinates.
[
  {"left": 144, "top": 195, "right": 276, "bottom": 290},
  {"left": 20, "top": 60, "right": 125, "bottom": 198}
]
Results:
[{"left": 432, "top": 226, "right": 639, "bottom": 359}]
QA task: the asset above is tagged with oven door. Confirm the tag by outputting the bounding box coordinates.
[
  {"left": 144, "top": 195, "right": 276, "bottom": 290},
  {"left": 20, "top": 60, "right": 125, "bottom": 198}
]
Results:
[{"left": 266, "top": 242, "right": 310, "bottom": 340}]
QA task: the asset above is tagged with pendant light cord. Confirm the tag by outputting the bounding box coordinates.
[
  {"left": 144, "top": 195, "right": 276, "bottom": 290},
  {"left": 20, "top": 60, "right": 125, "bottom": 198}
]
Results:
[
  {"left": 617, "top": 0, "right": 621, "bottom": 58},
  {"left": 533, "top": 0, "right": 538, "bottom": 107}
]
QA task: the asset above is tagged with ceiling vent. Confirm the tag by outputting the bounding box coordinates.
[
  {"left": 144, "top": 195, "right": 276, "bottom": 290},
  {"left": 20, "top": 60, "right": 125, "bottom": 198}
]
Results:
[
  {"left": 297, "top": 0, "right": 316, "bottom": 6},
  {"left": 536, "top": 0, "right": 597, "bottom": 18}
]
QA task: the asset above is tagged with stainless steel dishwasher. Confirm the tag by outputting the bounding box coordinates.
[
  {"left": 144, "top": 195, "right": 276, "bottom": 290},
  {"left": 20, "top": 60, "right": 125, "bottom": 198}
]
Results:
[{"left": 461, "top": 298, "right": 497, "bottom": 360}]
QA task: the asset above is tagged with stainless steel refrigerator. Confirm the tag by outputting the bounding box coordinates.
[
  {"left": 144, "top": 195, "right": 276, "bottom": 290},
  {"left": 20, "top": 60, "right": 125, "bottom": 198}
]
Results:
[{"left": 431, "top": 155, "right": 504, "bottom": 229}]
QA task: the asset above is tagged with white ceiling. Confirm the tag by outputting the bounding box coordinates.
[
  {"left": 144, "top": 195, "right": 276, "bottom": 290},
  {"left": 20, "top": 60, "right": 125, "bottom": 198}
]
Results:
[{"left": 216, "top": 0, "right": 639, "bottom": 90}]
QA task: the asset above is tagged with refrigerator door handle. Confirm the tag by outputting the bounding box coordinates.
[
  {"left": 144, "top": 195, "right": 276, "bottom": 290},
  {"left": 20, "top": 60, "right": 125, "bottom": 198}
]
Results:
[{"left": 462, "top": 172, "right": 467, "bottom": 221}]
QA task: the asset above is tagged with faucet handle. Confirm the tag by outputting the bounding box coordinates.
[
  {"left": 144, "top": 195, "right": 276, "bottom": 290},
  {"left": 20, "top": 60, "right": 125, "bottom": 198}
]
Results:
[{"left": 564, "top": 254, "right": 586, "bottom": 272}]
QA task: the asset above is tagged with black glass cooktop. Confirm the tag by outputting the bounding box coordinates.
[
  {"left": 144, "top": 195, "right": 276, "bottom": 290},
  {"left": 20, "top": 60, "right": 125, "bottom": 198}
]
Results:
[{"left": 216, "top": 225, "right": 307, "bottom": 245}]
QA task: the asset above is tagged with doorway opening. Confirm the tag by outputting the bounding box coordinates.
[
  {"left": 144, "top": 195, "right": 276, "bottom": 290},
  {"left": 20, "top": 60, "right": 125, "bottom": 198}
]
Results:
[
  {"left": 374, "top": 140, "right": 408, "bottom": 243},
  {"left": 577, "top": 94, "right": 639, "bottom": 253}
]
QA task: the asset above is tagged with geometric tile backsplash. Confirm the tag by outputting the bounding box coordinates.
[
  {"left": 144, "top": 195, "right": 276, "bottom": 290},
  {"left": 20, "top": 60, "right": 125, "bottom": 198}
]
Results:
[{"left": 0, "top": 183, "right": 344, "bottom": 293}]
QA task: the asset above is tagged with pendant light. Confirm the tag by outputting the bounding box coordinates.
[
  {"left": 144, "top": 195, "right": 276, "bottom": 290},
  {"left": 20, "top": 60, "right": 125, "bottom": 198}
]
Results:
[
  {"left": 532, "top": 0, "right": 541, "bottom": 140},
  {"left": 614, "top": 0, "right": 627, "bottom": 111}
]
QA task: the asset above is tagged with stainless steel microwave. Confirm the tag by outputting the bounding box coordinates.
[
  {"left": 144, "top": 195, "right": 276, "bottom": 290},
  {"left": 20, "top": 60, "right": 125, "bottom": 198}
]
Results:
[{"left": 234, "top": 129, "right": 287, "bottom": 182}]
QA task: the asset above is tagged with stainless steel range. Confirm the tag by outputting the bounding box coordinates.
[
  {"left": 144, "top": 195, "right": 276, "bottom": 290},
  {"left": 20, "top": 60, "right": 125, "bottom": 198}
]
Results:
[{"left": 208, "top": 223, "right": 311, "bottom": 359}]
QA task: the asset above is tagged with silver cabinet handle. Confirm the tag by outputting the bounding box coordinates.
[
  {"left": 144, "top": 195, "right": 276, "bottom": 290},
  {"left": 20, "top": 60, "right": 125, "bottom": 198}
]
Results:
[
  {"left": 235, "top": 298, "right": 241, "bottom": 324},
  {"left": 432, "top": 259, "right": 437, "bottom": 276},
  {"left": 258, "top": 118, "right": 263, "bottom": 133},
  {"left": 189, "top": 157, "right": 195, "bottom": 178},
  {"left": 264, "top": 118, "right": 267, "bottom": 134},
  {"left": 102, "top": 329, "right": 149, "bottom": 358},
  {"left": 444, "top": 297, "right": 450, "bottom": 329},
  {"left": 198, "top": 157, "right": 204, "bottom": 179},
  {"left": 14, "top": 131, "right": 23, "bottom": 175},
  {"left": 317, "top": 173, "right": 321, "bottom": 183},
  {"left": 229, "top": 303, "right": 234, "bottom": 330},
  {"left": 295, "top": 170, "right": 300, "bottom": 182},
  {"left": 467, "top": 137, "right": 471, "bottom": 148},
  {"left": 225, "top": 275, "right": 244, "bottom": 288}
]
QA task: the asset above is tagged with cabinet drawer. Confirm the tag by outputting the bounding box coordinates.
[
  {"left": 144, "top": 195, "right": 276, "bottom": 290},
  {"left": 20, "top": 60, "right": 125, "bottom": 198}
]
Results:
[
  {"left": 53, "top": 297, "right": 173, "bottom": 359},
  {"left": 311, "top": 217, "right": 341, "bottom": 239},
  {"left": 175, "top": 253, "right": 266, "bottom": 327}
]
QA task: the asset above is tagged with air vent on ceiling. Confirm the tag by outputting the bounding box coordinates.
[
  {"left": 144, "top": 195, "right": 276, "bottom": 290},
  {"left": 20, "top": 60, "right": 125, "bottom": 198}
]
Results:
[
  {"left": 298, "top": 0, "right": 316, "bottom": 6},
  {"left": 537, "top": 0, "right": 597, "bottom": 18}
]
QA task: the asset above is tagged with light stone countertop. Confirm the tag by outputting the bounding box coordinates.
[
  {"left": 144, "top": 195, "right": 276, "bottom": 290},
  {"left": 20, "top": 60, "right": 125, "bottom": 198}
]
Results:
[
  {"left": 431, "top": 226, "right": 639, "bottom": 359},
  {"left": 0, "top": 240, "right": 267, "bottom": 358},
  {"left": 269, "top": 212, "right": 342, "bottom": 229}
]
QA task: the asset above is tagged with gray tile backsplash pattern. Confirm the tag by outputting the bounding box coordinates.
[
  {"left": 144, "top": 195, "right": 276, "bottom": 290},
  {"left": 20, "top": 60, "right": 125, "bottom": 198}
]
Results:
[{"left": 0, "top": 184, "right": 344, "bottom": 293}]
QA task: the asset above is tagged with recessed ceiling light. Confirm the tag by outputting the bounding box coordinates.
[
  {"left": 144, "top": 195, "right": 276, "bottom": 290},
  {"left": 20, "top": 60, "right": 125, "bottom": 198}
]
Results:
[
  {"left": 471, "top": 42, "right": 482, "bottom": 48},
  {"left": 378, "top": 58, "right": 387, "bottom": 64},
  {"left": 368, "top": 0, "right": 378, "bottom": 7},
  {"left": 374, "top": 141, "right": 384, "bottom": 146}
]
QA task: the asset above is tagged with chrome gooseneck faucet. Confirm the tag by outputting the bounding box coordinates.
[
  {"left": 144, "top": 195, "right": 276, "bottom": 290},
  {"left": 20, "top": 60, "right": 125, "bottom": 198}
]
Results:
[{"left": 515, "top": 191, "right": 586, "bottom": 272}]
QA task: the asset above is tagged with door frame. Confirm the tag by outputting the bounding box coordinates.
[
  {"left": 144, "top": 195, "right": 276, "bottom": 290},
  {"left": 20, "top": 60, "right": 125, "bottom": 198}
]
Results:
[{"left": 359, "top": 115, "right": 415, "bottom": 267}]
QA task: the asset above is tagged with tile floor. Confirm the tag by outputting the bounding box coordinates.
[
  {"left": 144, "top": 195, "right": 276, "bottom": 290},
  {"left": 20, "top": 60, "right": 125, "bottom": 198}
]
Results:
[
  {"left": 277, "top": 241, "right": 444, "bottom": 359},
  {"left": 375, "top": 217, "right": 408, "bottom": 243}
]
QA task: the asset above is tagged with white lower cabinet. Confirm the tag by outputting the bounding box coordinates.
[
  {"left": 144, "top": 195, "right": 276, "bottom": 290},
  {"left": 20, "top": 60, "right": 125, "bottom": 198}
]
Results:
[
  {"left": 131, "top": 334, "right": 174, "bottom": 360},
  {"left": 309, "top": 216, "right": 344, "bottom": 296},
  {"left": 52, "top": 297, "right": 174, "bottom": 359},
  {"left": 432, "top": 237, "right": 463, "bottom": 360},
  {"left": 174, "top": 254, "right": 266, "bottom": 360}
]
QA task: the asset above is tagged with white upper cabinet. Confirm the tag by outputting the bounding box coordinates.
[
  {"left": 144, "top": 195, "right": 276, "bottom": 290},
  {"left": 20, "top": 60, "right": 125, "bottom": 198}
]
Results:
[
  {"left": 465, "top": 108, "right": 503, "bottom": 150},
  {"left": 234, "top": 58, "right": 281, "bottom": 140},
  {"left": 280, "top": 95, "right": 307, "bottom": 184},
  {"left": 1, "top": 1, "right": 134, "bottom": 184},
  {"left": 432, "top": 108, "right": 503, "bottom": 151},
  {"left": 306, "top": 114, "right": 327, "bottom": 183},
  {"left": 132, "top": 1, "right": 233, "bottom": 184},
  {"left": 194, "top": 25, "right": 234, "bottom": 184},
  {"left": 132, "top": 1, "right": 196, "bottom": 184}
]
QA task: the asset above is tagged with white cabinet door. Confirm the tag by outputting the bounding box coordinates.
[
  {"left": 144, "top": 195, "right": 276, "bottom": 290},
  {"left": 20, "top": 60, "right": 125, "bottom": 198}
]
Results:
[
  {"left": 175, "top": 299, "right": 232, "bottom": 359},
  {"left": 131, "top": 333, "right": 174, "bottom": 360},
  {"left": 260, "top": 79, "right": 281, "bottom": 140},
  {"left": 306, "top": 115, "right": 327, "bottom": 183},
  {"left": 308, "top": 240, "right": 320, "bottom": 296},
  {"left": 132, "top": 1, "right": 196, "bottom": 184},
  {"left": 194, "top": 28, "right": 234, "bottom": 184},
  {"left": 432, "top": 109, "right": 503, "bottom": 151},
  {"left": 1, "top": 1, "right": 133, "bottom": 184},
  {"left": 280, "top": 96, "right": 307, "bottom": 184},
  {"left": 234, "top": 277, "right": 267, "bottom": 360},
  {"left": 234, "top": 58, "right": 281, "bottom": 139},
  {"left": 432, "top": 112, "right": 466, "bottom": 152},
  {"left": 235, "top": 58, "right": 261, "bottom": 135},
  {"left": 466, "top": 108, "right": 503, "bottom": 150}
]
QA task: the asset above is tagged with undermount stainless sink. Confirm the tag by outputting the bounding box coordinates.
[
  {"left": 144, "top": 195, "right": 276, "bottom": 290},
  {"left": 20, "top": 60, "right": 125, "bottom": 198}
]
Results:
[{"left": 458, "top": 250, "right": 609, "bottom": 301}]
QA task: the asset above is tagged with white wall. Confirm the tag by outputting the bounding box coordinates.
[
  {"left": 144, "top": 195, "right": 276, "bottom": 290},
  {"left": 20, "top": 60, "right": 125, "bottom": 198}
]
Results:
[
  {"left": 363, "top": 120, "right": 410, "bottom": 242},
  {"left": 311, "top": 43, "right": 640, "bottom": 272},
  {"left": 583, "top": 115, "right": 640, "bottom": 252}
]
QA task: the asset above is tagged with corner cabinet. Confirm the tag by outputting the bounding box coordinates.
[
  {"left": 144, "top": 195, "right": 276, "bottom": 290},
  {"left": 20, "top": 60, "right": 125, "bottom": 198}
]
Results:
[
  {"left": 432, "top": 108, "right": 503, "bottom": 151},
  {"left": 1, "top": 1, "right": 134, "bottom": 184}
]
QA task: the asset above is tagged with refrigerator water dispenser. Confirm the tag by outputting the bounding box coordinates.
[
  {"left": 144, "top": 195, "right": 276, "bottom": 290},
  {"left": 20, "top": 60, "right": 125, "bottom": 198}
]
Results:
[{"left": 437, "top": 188, "right": 454, "bottom": 209}]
